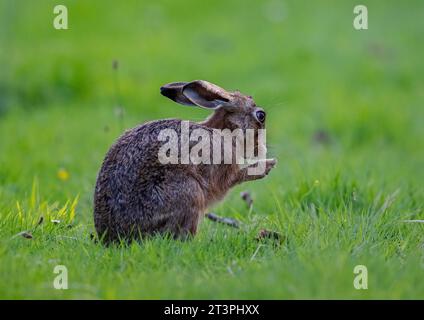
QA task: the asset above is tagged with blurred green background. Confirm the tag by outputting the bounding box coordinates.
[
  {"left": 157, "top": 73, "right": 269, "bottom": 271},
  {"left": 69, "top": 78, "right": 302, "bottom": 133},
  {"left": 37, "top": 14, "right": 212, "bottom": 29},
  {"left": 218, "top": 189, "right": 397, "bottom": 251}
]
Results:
[{"left": 0, "top": 0, "right": 423, "bottom": 299}]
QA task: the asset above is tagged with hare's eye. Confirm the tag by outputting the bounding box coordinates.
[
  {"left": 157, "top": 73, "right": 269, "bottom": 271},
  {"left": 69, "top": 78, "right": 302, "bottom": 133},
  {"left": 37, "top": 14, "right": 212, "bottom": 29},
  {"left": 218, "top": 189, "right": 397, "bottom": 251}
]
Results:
[{"left": 255, "top": 110, "right": 266, "bottom": 123}]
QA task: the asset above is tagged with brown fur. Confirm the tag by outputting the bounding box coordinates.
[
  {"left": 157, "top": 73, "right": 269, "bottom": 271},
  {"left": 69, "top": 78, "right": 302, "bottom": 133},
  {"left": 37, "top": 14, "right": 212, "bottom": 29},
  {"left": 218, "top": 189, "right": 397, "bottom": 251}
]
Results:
[{"left": 93, "top": 80, "right": 276, "bottom": 243}]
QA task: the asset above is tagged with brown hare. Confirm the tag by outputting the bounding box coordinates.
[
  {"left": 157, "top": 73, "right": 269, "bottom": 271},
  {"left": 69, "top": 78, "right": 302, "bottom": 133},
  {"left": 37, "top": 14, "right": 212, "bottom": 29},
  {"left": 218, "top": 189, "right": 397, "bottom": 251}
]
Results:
[{"left": 94, "top": 80, "right": 276, "bottom": 243}]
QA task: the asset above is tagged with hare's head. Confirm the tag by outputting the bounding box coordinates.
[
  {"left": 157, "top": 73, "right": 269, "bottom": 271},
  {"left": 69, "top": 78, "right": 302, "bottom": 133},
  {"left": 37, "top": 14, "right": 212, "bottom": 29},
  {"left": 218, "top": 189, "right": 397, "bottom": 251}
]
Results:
[{"left": 160, "top": 80, "right": 266, "bottom": 132}]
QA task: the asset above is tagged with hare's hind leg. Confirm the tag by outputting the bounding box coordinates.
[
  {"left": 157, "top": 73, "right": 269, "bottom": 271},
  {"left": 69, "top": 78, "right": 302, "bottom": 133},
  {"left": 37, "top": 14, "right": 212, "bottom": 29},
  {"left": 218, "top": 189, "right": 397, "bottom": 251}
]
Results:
[
  {"left": 185, "top": 208, "right": 202, "bottom": 236},
  {"left": 169, "top": 207, "right": 202, "bottom": 240},
  {"left": 155, "top": 174, "right": 205, "bottom": 239}
]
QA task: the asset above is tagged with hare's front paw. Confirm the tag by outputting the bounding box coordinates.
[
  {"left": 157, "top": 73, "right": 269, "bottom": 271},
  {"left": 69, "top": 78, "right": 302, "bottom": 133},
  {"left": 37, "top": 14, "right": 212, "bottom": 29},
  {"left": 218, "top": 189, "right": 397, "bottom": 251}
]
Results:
[
  {"left": 241, "top": 158, "right": 277, "bottom": 182},
  {"left": 263, "top": 158, "right": 277, "bottom": 176}
]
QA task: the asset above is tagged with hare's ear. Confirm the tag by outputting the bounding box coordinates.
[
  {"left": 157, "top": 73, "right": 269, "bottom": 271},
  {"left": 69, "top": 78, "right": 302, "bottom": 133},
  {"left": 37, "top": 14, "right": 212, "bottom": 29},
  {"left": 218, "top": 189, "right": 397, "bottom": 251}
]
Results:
[
  {"left": 160, "top": 80, "right": 232, "bottom": 109},
  {"left": 182, "top": 80, "right": 232, "bottom": 109},
  {"left": 160, "top": 82, "right": 197, "bottom": 106}
]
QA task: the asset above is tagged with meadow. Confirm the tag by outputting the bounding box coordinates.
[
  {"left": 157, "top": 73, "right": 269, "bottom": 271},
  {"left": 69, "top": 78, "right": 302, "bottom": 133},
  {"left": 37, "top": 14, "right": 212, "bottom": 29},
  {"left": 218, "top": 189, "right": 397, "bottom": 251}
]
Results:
[{"left": 0, "top": 0, "right": 423, "bottom": 299}]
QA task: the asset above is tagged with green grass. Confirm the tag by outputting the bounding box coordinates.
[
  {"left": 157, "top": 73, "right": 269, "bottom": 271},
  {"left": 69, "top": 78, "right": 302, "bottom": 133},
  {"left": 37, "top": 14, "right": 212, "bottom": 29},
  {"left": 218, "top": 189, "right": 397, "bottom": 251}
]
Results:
[{"left": 0, "top": 0, "right": 423, "bottom": 299}]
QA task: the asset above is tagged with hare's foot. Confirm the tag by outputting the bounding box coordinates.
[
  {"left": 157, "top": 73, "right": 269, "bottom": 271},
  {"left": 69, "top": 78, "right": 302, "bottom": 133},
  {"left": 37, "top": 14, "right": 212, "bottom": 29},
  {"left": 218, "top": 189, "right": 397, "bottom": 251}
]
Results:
[
  {"left": 168, "top": 208, "right": 202, "bottom": 240},
  {"left": 234, "top": 158, "right": 277, "bottom": 184}
]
